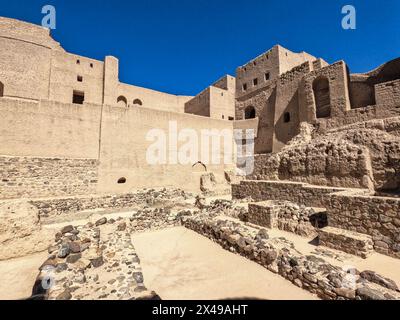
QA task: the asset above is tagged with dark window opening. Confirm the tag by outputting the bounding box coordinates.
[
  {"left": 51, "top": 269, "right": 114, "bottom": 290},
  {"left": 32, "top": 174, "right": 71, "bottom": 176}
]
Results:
[
  {"left": 90, "top": 63, "right": 93, "bottom": 68},
  {"left": 77, "top": 75, "right": 83, "bottom": 82},
  {"left": 228, "top": 116, "right": 234, "bottom": 121},
  {"left": 117, "top": 96, "right": 128, "bottom": 107},
  {"left": 265, "top": 72, "right": 270, "bottom": 81},
  {"left": 253, "top": 78, "right": 258, "bottom": 86},
  {"left": 284, "top": 112, "right": 291, "bottom": 123},
  {"left": 117, "top": 177, "right": 127, "bottom": 184},
  {"left": 0, "top": 81, "right": 3, "bottom": 97},
  {"left": 242, "top": 83, "right": 247, "bottom": 91},
  {"left": 133, "top": 99, "right": 143, "bottom": 106},
  {"left": 222, "top": 115, "right": 225, "bottom": 119},
  {"left": 72, "top": 91, "right": 85, "bottom": 104},
  {"left": 76, "top": 59, "right": 80, "bottom": 64},
  {"left": 244, "top": 106, "right": 256, "bottom": 119}
]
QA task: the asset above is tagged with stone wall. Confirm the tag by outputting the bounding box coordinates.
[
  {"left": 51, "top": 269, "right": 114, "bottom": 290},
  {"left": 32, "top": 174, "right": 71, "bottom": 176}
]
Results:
[
  {"left": 232, "top": 180, "right": 400, "bottom": 259},
  {"left": 375, "top": 79, "right": 400, "bottom": 107},
  {"left": 326, "top": 192, "right": 400, "bottom": 259},
  {"left": 0, "top": 156, "right": 98, "bottom": 200}
]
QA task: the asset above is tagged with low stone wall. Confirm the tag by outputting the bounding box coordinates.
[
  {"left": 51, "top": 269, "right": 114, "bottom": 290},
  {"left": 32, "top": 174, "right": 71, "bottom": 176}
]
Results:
[
  {"left": 0, "top": 156, "right": 98, "bottom": 200},
  {"left": 318, "top": 227, "right": 374, "bottom": 259},
  {"left": 232, "top": 180, "right": 349, "bottom": 208},
  {"left": 248, "top": 200, "right": 326, "bottom": 237},
  {"left": 182, "top": 214, "right": 400, "bottom": 300},
  {"left": 326, "top": 192, "right": 400, "bottom": 259},
  {"left": 232, "top": 180, "right": 400, "bottom": 259},
  {"left": 29, "top": 188, "right": 190, "bottom": 220}
]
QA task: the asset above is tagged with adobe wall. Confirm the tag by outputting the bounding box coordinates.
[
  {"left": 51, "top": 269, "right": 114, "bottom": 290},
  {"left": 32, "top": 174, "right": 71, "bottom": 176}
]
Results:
[
  {"left": 49, "top": 50, "right": 105, "bottom": 105},
  {"left": 209, "top": 86, "right": 235, "bottom": 120},
  {"left": 375, "top": 79, "right": 400, "bottom": 107},
  {"left": 0, "top": 36, "right": 52, "bottom": 100},
  {"left": 300, "top": 61, "right": 351, "bottom": 122},
  {"left": 235, "top": 84, "right": 276, "bottom": 153},
  {"left": 184, "top": 88, "right": 211, "bottom": 117},
  {"left": 272, "top": 62, "right": 312, "bottom": 151},
  {"left": 0, "top": 98, "right": 102, "bottom": 158},
  {"left": 97, "top": 106, "right": 235, "bottom": 193},
  {"left": 118, "top": 82, "right": 191, "bottom": 113},
  {"left": 0, "top": 156, "right": 98, "bottom": 199},
  {"left": 236, "top": 46, "right": 280, "bottom": 99}
]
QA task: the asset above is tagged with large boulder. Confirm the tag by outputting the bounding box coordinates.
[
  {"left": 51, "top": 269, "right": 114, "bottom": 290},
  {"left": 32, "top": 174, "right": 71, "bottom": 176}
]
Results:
[{"left": 0, "top": 200, "right": 53, "bottom": 260}]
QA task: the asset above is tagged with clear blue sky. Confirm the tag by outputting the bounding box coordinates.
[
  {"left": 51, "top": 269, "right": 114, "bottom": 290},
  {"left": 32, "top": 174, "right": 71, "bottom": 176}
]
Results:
[{"left": 0, "top": 0, "right": 399, "bottom": 95}]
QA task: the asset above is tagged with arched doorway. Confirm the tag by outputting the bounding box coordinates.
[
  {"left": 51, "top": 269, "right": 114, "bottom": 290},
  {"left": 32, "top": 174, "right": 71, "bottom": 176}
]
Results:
[
  {"left": 244, "top": 106, "right": 256, "bottom": 119},
  {"left": 313, "top": 77, "right": 331, "bottom": 118}
]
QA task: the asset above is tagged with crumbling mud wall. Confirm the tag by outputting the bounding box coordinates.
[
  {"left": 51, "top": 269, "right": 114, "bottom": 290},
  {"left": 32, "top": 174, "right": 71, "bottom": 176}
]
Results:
[{"left": 249, "top": 125, "right": 400, "bottom": 193}]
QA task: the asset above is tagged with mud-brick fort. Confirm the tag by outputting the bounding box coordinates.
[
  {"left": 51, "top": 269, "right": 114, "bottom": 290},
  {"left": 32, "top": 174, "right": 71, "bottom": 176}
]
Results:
[{"left": 1, "top": 16, "right": 400, "bottom": 300}]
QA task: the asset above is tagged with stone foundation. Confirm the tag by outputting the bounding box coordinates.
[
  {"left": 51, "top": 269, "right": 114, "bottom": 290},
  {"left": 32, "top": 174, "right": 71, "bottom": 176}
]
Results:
[
  {"left": 0, "top": 156, "right": 98, "bottom": 200},
  {"left": 318, "top": 227, "right": 374, "bottom": 259},
  {"left": 182, "top": 214, "right": 400, "bottom": 300}
]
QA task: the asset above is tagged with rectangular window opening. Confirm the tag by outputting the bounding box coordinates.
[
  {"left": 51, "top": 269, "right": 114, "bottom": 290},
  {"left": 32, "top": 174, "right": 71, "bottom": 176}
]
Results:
[{"left": 73, "top": 91, "right": 85, "bottom": 104}]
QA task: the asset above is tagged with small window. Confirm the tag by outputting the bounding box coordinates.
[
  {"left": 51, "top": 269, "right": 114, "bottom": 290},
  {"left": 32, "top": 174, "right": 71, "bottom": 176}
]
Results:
[
  {"left": 253, "top": 78, "right": 258, "bottom": 86},
  {"left": 90, "top": 63, "right": 93, "bottom": 68},
  {"left": 72, "top": 91, "right": 85, "bottom": 104},
  {"left": 228, "top": 116, "right": 234, "bottom": 121},
  {"left": 253, "top": 61, "right": 257, "bottom": 66},
  {"left": 242, "top": 83, "right": 247, "bottom": 91},
  {"left": 76, "top": 59, "right": 80, "bottom": 64},
  {"left": 284, "top": 112, "right": 291, "bottom": 123},
  {"left": 133, "top": 99, "right": 143, "bottom": 106},
  {"left": 0, "top": 81, "right": 3, "bottom": 97},
  {"left": 77, "top": 75, "right": 83, "bottom": 82},
  {"left": 265, "top": 72, "right": 270, "bottom": 81},
  {"left": 117, "top": 177, "right": 126, "bottom": 184}
]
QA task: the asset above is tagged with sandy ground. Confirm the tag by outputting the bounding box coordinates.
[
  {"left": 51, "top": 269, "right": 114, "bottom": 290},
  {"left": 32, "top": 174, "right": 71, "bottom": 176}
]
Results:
[
  {"left": 132, "top": 226, "right": 319, "bottom": 300},
  {"left": 0, "top": 251, "right": 47, "bottom": 300}
]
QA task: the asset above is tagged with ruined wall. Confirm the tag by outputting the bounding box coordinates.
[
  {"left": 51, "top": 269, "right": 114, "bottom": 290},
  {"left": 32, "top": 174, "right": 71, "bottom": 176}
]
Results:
[
  {"left": 232, "top": 180, "right": 400, "bottom": 259},
  {"left": 375, "top": 79, "right": 400, "bottom": 107},
  {"left": 326, "top": 192, "right": 400, "bottom": 259},
  {"left": 0, "top": 156, "right": 98, "bottom": 199},
  {"left": 300, "top": 61, "right": 351, "bottom": 122},
  {"left": 235, "top": 84, "right": 276, "bottom": 153},
  {"left": 272, "top": 62, "right": 312, "bottom": 151}
]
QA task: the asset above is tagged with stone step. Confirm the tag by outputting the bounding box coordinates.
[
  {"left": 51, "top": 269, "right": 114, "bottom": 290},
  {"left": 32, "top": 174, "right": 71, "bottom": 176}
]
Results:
[{"left": 318, "top": 226, "right": 374, "bottom": 259}]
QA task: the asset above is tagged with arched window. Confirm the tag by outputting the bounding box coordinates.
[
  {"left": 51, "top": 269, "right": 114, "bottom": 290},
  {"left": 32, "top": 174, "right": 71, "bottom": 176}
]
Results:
[
  {"left": 192, "top": 161, "right": 207, "bottom": 172},
  {"left": 133, "top": 99, "right": 143, "bottom": 106},
  {"left": 313, "top": 76, "right": 331, "bottom": 118},
  {"left": 244, "top": 106, "right": 256, "bottom": 119},
  {"left": 117, "top": 96, "right": 128, "bottom": 108},
  {"left": 0, "top": 81, "right": 4, "bottom": 97}
]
